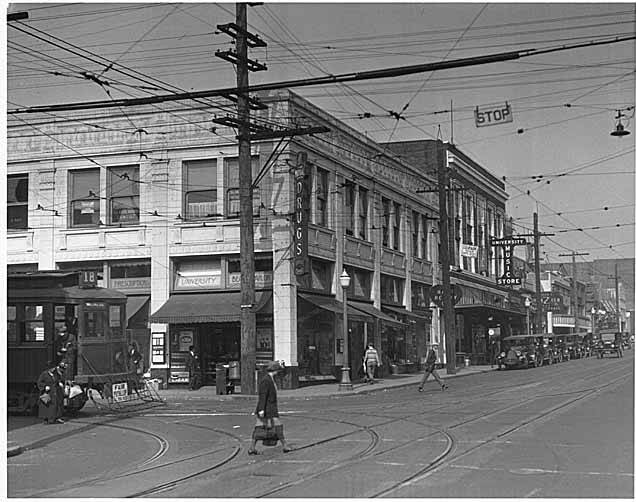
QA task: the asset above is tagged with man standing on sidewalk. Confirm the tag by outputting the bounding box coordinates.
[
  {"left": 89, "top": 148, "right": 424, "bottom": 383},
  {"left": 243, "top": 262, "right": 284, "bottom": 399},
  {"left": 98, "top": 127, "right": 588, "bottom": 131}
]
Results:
[
  {"left": 418, "top": 345, "right": 447, "bottom": 392},
  {"left": 363, "top": 344, "right": 380, "bottom": 384}
]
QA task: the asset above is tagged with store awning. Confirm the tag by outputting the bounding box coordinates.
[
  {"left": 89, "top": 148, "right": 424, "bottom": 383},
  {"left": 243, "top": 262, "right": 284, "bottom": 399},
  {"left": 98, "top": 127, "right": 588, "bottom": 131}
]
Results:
[
  {"left": 454, "top": 303, "right": 524, "bottom": 316},
  {"left": 126, "top": 295, "right": 150, "bottom": 324},
  {"left": 298, "top": 293, "right": 368, "bottom": 321},
  {"left": 382, "top": 305, "right": 431, "bottom": 323},
  {"left": 150, "top": 291, "right": 271, "bottom": 324},
  {"left": 349, "top": 301, "right": 404, "bottom": 326}
]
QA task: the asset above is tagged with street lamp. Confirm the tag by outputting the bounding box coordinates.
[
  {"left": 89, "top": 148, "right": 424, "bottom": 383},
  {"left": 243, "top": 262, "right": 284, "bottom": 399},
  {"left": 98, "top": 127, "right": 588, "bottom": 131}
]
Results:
[
  {"left": 524, "top": 297, "right": 532, "bottom": 335},
  {"left": 339, "top": 269, "right": 353, "bottom": 391}
]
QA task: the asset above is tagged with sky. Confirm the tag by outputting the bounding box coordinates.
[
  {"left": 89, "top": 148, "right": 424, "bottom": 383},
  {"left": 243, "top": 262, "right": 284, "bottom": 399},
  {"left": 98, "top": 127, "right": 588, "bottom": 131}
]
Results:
[{"left": 5, "top": 1, "right": 635, "bottom": 265}]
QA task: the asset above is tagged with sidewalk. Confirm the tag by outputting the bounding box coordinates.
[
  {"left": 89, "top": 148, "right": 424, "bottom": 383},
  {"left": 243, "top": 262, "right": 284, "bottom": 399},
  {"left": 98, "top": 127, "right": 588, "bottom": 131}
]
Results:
[
  {"left": 7, "top": 365, "right": 495, "bottom": 458},
  {"left": 155, "top": 364, "right": 495, "bottom": 400}
]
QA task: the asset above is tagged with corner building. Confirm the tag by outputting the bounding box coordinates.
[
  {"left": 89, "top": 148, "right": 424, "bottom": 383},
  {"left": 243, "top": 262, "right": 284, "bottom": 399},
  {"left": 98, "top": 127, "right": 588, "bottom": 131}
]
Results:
[{"left": 7, "top": 90, "right": 519, "bottom": 389}]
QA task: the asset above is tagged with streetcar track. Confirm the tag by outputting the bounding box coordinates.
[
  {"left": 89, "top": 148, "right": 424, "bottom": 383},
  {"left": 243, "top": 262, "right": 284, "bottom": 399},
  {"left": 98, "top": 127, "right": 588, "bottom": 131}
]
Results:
[
  {"left": 371, "top": 370, "right": 631, "bottom": 497},
  {"left": 11, "top": 354, "right": 631, "bottom": 498}
]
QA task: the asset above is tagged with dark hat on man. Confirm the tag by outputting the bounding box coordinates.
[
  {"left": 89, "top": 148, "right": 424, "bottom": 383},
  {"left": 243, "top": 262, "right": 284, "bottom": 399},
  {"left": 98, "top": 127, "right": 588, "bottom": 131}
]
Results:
[{"left": 265, "top": 361, "right": 283, "bottom": 372}]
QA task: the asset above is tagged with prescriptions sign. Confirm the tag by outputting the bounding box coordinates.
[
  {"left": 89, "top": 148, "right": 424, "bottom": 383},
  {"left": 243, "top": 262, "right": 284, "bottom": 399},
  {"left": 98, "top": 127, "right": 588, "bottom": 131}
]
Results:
[{"left": 474, "top": 102, "right": 512, "bottom": 128}]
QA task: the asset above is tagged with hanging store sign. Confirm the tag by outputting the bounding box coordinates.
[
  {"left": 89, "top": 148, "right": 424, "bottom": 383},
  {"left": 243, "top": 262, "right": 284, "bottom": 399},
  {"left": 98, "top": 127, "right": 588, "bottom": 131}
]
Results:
[
  {"left": 474, "top": 102, "right": 512, "bottom": 128},
  {"left": 294, "top": 152, "right": 310, "bottom": 276},
  {"left": 460, "top": 244, "right": 479, "bottom": 258},
  {"left": 491, "top": 237, "right": 525, "bottom": 287}
]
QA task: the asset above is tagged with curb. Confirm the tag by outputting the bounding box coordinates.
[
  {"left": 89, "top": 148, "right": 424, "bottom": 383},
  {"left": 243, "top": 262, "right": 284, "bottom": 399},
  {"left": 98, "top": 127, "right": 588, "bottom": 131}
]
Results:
[
  {"left": 7, "top": 442, "right": 23, "bottom": 458},
  {"left": 156, "top": 368, "right": 495, "bottom": 401}
]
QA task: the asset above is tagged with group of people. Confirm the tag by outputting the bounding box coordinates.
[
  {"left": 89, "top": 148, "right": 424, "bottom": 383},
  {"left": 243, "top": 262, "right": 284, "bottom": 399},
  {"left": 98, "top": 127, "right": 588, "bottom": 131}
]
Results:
[
  {"left": 362, "top": 343, "right": 447, "bottom": 391},
  {"left": 38, "top": 320, "right": 81, "bottom": 424}
]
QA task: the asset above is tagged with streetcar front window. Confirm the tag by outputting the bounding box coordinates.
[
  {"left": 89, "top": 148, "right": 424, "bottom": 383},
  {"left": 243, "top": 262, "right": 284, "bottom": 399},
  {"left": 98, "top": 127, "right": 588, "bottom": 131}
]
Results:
[
  {"left": 24, "top": 305, "right": 44, "bottom": 342},
  {"left": 84, "top": 310, "right": 106, "bottom": 337}
]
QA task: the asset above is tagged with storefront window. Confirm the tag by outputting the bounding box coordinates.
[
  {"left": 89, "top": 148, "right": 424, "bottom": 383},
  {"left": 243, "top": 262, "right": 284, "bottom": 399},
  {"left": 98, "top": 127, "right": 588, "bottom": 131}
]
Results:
[
  {"left": 315, "top": 168, "right": 329, "bottom": 227},
  {"left": 411, "top": 282, "right": 430, "bottom": 310}
]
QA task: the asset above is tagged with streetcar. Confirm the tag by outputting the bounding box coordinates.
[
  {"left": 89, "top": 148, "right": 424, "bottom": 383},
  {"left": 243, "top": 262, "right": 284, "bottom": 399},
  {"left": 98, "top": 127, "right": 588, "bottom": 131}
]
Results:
[{"left": 8, "top": 270, "right": 138, "bottom": 414}]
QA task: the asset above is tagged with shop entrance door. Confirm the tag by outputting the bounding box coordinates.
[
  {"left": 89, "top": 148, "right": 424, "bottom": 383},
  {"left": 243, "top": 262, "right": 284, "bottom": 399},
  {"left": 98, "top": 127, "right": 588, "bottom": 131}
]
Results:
[{"left": 199, "top": 323, "right": 240, "bottom": 385}]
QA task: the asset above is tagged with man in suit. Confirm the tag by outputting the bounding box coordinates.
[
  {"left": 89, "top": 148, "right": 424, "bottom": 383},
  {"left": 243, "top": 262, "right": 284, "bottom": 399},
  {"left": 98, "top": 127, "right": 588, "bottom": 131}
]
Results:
[
  {"left": 185, "top": 346, "right": 201, "bottom": 390},
  {"left": 248, "top": 361, "right": 292, "bottom": 455}
]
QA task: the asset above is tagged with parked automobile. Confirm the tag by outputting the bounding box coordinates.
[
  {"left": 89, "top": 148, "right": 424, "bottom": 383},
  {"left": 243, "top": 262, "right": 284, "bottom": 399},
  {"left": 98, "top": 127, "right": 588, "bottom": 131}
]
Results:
[
  {"left": 501, "top": 335, "right": 544, "bottom": 369},
  {"left": 620, "top": 332, "right": 632, "bottom": 350},
  {"left": 597, "top": 332, "right": 623, "bottom": 358},
  {"left": 543, "top": 336, "right": 562, "bottom": 364}
]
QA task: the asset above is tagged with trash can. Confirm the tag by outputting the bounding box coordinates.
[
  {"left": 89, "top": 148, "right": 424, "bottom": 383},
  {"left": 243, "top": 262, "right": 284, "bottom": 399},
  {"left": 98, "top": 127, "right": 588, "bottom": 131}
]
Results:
[
  {"left": 216, "top": 363, "right": 228, "bottom": 395},
  {"left": 228, "top": 361, "right": 240, "bottom": 380}
]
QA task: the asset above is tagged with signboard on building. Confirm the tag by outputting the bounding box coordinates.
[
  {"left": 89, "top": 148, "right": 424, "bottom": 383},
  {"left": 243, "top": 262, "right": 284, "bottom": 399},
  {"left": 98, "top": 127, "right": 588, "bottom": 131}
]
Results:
[
  {"left": 491, "top": 237, "right": 526, "bottom": 287},
  {"left": 112, "top": 382, "right": 128, "bottom": 402},
  {"left": 474, "top": 102, "right": 512, "bottom": 127},
  {"left": 460, "top": 244, "right": 479, "bottom": 258},
  {"left": 110, "top": 277, "right": 151, "bottom": 290},
  {"left": 541, "top": 292, "right": 564, "bottom": 312},
  {"left": 294, "top": 152, "right": 310, "bottom": 276}
]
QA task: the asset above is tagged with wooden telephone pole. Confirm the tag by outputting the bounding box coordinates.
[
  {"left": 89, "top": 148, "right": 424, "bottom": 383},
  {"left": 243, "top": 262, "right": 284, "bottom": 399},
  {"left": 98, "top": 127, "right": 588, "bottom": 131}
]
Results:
[
  {"left": 436, "top": 140, "right": 457, "bottom": 374},
  {"left": 517, "top": 213, "right": 553, "bottom": 334},
  {"left": 558, "top": 251, "right": 589, "bottom": 333},
  {"left": 609, "top": 263, "right": 622, "bottom": 331}
]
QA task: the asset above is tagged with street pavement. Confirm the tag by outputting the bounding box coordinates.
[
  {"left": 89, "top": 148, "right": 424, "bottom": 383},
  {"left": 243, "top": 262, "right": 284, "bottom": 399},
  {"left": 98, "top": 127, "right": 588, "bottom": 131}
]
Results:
[
  {"left": 7, "top": 363, "right": 493, "bottom": 457},
  {"left": 7, "top": 355, "right": 633, "bottom": 498}
]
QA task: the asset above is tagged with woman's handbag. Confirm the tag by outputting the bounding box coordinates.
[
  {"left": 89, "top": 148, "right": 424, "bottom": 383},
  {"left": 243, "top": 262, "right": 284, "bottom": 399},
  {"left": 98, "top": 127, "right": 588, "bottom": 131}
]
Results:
[
  {"left": 39, "top": 392, "right": 51, "bottom": 405},
  {"left": 254, "top": 418, "right": 279, "bottom": 446}
]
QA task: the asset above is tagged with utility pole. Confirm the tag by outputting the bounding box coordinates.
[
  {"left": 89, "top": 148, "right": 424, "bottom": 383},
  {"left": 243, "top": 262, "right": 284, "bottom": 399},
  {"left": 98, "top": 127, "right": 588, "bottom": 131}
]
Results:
[
  {"left": 436, "top": 140, "right": 456, "bottom": 374},
  {"left": 217, "top": 4, "right": 268, "bottom": 394},
  {"left": 236, "top": 4, "right": 256, "bottom": 395},
  {"left": 517, "top": 214, "right": 553, "bottom": 334},
  {"left": 610, "top": 263, "right": 621, "bottom": 331},
  {"left": 533, "top": 213, "right": 543, "bottom": 334},
  {"left": 558, "top": 251, "right": 589, "bottom": 333}
]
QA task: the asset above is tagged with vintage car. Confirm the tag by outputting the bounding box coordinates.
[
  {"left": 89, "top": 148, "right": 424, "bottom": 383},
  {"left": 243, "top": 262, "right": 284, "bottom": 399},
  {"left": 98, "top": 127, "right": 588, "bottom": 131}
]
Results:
[
  {"left": 597, "top": 332, "right": 623, "bottom": 358},
  {"left": 541, "top": 336, "right": 561, "bottom": 365},
  {"left": 563, "top": 335, "right": 584, "bottom": 360},
  {"left": 501, "top": 335, "right": 544, "bottom": 369}
]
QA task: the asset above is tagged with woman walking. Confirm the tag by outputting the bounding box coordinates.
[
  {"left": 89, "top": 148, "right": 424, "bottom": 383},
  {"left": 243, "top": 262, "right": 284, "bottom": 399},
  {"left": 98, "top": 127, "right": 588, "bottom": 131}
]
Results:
[
  {"left": 37, "top": 362, "right": 66, "bottom": 424},
  {"left": 418, "top": 345, "right": 447, "bottom": 392},
  {"left": 248, "top": 361, "right": 292, "bottom": 455}
]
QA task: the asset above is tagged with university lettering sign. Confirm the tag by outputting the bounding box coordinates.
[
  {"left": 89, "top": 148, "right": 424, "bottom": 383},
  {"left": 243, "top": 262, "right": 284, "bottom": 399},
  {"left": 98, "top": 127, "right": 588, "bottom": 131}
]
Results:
[
  {"left": 474, "top": 102, "right": 512, "bottom": 128},
  {"left": 294, "top": 151, "right": 310, "bottom": 276},
  {"left": 175, "top": 275, "right": 221, "bottom": 289},
  {"left": 490, "top": 237, "right": 526, "bottom": 247}
]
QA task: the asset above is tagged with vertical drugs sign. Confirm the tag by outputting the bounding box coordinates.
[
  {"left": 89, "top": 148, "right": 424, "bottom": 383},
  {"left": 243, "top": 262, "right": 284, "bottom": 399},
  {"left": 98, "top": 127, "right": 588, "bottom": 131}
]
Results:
[{"left": 294, "top": 151, "right": 310, "bottom": 276}]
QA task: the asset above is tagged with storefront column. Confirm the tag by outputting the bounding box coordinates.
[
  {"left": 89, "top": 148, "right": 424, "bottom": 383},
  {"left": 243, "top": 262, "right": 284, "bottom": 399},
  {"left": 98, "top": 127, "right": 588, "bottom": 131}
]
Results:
[
  {"left": 149, "top": 157, "right": 171, "bottom": 384},
  {"left": 272, "top": 152, "right": 298, "bottom": 388},
  {"left": 36, "top": 164, "right": 56, "bottom": 271}
]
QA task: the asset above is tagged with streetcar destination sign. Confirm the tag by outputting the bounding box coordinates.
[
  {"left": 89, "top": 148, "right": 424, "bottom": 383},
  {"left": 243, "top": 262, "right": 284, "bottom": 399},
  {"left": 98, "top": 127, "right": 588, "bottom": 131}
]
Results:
[{"left": 474, "top": 102, "right": 513, "bottom": 127}]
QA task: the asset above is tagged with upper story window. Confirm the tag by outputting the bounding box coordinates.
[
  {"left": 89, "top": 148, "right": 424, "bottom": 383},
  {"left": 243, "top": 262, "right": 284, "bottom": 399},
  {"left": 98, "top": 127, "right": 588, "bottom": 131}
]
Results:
[
  {"left": 225, "top": 157, "right": 260, "bottom": 219},
  {"left": 412, "top": 211, "right": 419, "bottom": 257},
  {"left": 70, "top": 169, "right": 100, "bottom": 227},
  {"left": 184, "top": 159, "right": 217, "bottom": 220},
  {"left": 108, "top": 166, "right": 139, "bottom": 225},
  {"left": 315, "top": 168, "right": 329, "bottom": 227},
  {"left": 7, "top": 174, "right": 28, "bottom": 230},
  {"left": 381, "top": 198, "right": 390, "bottom": 247},
  {"left": 344, "top": 181, "right": 355, "bottom": 236},
  {"left": 421, "top": 214, "right": 428, "bottom": 260},
  {"left": 381, "top": 274, "right": 403, "bottom": 305},
  {"left": 358, "top": 187, "right": 368, "bottom": 240},
  {"left": 393, "top": 202, "right": 401, "bottom": 251}
]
